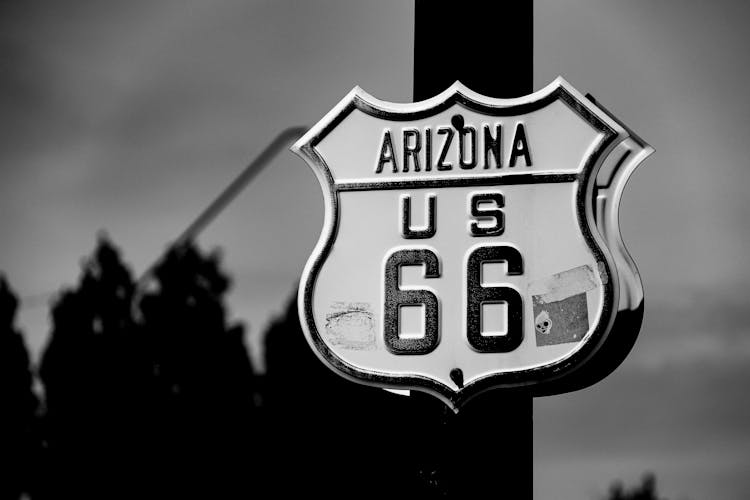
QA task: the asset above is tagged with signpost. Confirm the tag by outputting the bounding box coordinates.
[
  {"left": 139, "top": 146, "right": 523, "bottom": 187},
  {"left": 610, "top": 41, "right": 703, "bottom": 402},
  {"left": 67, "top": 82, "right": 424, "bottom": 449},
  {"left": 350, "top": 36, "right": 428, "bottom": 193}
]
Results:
[{"left": 292, "top": 1, "right": 651, "bottom": 496}]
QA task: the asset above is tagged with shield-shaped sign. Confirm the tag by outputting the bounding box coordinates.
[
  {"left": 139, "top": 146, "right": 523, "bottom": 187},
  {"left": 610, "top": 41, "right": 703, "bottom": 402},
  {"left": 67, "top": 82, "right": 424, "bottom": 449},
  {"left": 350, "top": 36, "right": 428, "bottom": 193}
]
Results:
[{"left": 292, "top": 78, "right": 649, "bottom": 410}]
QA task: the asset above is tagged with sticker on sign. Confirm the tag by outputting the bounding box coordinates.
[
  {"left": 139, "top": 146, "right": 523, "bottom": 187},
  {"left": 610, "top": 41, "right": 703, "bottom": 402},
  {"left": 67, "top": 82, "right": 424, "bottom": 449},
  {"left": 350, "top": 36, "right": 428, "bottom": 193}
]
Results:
[{"left": 291, "top": 77, "right": 650, "bottom": 410}]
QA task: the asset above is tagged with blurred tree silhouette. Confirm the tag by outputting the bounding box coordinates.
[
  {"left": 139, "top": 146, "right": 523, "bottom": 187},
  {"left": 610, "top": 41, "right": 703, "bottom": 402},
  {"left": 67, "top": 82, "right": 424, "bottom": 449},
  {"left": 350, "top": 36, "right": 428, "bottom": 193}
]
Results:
[
  {"left": 38, "top": 236, "right": 257, "bottom": 499},
  {"left": 0, "top": 276, "right": 39, "bottom": 500},
  {"left": 606, "top": 473, "right": 666, "bottom": 500},
  {"left": 139, "top": 243, "right": 256, "bottom": 498},
  {"left": 38, "top": 236, "right": 148, "bottom": 499}
]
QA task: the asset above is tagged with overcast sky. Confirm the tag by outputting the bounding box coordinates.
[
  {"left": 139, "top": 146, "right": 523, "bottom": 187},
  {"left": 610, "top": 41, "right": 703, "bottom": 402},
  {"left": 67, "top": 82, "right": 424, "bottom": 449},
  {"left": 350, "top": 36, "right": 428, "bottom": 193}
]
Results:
[{"left": 1, "top": 1, "right": 749, "bottom": 499}]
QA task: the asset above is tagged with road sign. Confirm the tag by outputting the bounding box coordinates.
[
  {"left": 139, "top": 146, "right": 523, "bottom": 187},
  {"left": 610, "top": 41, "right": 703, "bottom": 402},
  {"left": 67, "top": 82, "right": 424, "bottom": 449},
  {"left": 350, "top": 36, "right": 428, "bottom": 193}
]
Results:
[{"left": 292, "top": 78, "right": 650, "bottom": 410}]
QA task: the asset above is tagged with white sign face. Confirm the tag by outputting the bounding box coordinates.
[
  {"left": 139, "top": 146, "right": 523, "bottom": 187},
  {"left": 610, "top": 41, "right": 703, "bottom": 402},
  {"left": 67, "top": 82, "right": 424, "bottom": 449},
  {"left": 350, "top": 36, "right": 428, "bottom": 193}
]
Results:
[{"left": 292, "top": 78, "right": 650, "bottom": 410}]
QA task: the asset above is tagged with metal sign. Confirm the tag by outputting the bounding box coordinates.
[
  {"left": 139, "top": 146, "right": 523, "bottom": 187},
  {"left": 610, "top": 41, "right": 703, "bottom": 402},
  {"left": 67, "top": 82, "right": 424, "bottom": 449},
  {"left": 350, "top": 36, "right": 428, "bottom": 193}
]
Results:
[{"left": 292, "top": 78, "right": 651, "bottom": 410}]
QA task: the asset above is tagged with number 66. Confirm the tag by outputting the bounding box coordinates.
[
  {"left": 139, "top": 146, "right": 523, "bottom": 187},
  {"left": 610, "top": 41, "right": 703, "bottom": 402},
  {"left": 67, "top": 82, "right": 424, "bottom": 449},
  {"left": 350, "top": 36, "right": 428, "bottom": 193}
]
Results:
[{"left": 383, "top": 245, "right": 524, "bottom": 355}]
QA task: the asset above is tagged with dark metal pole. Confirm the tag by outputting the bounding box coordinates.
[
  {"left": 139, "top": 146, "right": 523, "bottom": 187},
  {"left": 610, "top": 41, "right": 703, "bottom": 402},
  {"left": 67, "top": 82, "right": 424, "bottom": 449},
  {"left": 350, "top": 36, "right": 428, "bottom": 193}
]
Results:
[
  {"left": 413, "top": 1, "right": 533, "bottom": 498},
  {"left": 414, "top": 0, "right": 533, "bottom": 100}
]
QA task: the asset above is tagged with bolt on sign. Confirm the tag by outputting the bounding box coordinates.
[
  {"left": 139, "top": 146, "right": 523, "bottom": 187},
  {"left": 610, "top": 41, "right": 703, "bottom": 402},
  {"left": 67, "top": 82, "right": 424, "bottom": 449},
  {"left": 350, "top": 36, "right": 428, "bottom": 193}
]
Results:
[{"left": 292, "top": 78, "right": 652, "bottom": 411}]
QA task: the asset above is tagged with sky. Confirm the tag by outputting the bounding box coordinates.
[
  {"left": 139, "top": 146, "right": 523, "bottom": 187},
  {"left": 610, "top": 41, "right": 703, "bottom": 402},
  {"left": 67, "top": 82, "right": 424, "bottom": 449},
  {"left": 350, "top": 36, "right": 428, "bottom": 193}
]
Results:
[{"left": 1, "top": 1, "right": 749, "bottom": 499}]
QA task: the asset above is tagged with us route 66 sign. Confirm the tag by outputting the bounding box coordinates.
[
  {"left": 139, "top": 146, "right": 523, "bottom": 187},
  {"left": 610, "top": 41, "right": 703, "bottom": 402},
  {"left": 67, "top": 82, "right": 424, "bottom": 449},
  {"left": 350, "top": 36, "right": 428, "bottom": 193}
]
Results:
[{"left": 292, "top": 78, "right": 651, "bottom": 410}]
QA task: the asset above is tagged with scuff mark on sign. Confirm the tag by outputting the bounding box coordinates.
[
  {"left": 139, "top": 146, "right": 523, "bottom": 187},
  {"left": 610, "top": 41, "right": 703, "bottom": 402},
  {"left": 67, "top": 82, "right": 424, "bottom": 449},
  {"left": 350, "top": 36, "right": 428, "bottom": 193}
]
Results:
[
  {"left": 325, "top": 302, "right": 377, "bottom": 350},
  {"left": 529, "top": 265, "right": 596, "bottom": 347}
]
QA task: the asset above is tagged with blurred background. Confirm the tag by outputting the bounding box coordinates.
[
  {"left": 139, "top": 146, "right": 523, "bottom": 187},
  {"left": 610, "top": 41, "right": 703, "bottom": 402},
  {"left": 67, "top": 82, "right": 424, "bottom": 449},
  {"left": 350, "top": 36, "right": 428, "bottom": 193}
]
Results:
[{"left": 1, "top": 1, "right": 749, "bottom": 499}]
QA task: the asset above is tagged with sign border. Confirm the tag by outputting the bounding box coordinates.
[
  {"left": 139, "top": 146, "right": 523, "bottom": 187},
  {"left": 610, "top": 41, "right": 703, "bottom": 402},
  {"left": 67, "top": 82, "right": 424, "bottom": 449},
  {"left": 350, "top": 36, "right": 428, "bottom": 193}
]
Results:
[{"left": 292, "top": 77, "right": 628, "bottom": 410}]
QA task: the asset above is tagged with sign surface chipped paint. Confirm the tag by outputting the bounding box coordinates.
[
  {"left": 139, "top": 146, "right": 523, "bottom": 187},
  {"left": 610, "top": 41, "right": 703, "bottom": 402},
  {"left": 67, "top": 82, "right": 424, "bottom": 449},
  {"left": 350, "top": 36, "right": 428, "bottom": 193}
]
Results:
[
  {"left": 292, "top": 78, "right": 651, "bottom": 410},
  {"left": 530, "top": 265, "right": 597, "bottom": 347}
]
